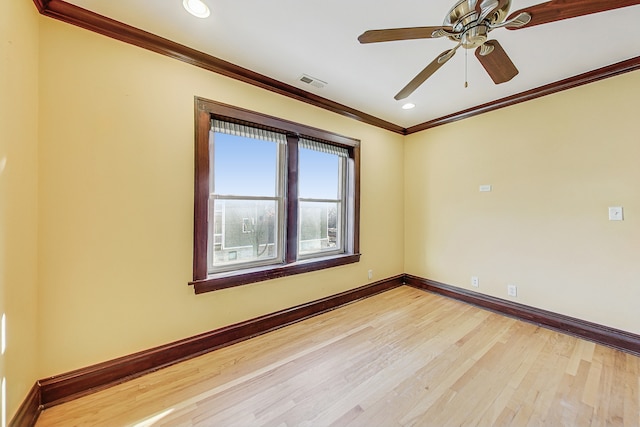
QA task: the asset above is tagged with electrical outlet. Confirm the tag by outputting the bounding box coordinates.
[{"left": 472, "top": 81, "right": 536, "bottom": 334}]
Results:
[
  {"left": 368, "top": 270, "right": 373, "bottom": 280},
  {"left": 471, "top": 276, "right": 479, "bottom": 288},
  {"left": 507, "top": 284, "right": 517, "bottom": 297},
  {"left": 609, "top": 206, "right": 623, "bottom": 221}
]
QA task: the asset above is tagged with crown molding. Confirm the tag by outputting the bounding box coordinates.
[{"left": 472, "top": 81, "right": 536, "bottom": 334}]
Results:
[
  {"left": 32, "top": 1, "right": 640, "bottom": 135},
  {"left": 33, "top": 0, "right": 405, "bottom": 135},
  {"left": 406, "top": 55, "right": 640, "bottom": 134}
]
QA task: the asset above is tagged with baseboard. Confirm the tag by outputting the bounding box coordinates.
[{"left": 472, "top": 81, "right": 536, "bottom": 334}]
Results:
[
  {"left": 37, "top": 275, "right": 404, "bottom": 409},
  {"left": 404, "top": 274, "right": 640, "bottom": 357},
  {"left": 8, "top": 382, "right": 42, "bottom": 427},
  {"left": 15, "top": 272, "right": 640, "bottom": 426}
]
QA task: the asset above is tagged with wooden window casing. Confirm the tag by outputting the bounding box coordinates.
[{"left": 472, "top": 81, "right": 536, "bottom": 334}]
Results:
[{"left": 190, "top": 97, "right": 360, "bottom": 294}]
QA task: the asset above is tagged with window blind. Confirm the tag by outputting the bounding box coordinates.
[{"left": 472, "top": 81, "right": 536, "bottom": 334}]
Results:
[
  {"left": 299, "top": 137, "right": 348, "bottom": 158},
  {"left": 212, "top": 119, "right": 287, "bottom": 144}
]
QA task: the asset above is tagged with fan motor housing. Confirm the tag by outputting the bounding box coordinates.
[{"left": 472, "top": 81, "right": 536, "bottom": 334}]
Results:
[
  {"left": 461, "top": 25, "right": 488, "bottom": 48},
  {"left": 444, "top": 0, "right": 511, "bottom": 48}
]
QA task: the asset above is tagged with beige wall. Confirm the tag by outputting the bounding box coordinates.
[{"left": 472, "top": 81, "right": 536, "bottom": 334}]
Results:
[
  {"left": 0, "top": 0, "right": 40, "bottom": 420},
  {"left": 405, "top": 70, "right": 640, "bottom": 334},
  {"left": 37, "top": 18, "right": 405, "bottom": 377},
  {"left": 6, "top": 2, "right": 639, "bottom": 415}
]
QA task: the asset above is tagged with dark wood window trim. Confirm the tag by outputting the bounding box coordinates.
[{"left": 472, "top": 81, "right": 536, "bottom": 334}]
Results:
[{"left": 190, "top": 97, "right": 360, "bottom": 294}]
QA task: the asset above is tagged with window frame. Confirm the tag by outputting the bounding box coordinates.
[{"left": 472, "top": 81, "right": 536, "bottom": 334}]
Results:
[
  {"left": 190, "top": 97, "right": 360, "bottom": 294},
  {"left": 207, "top": 126, "right": 286, "bottom": 272},
  {"left": 297, "top": 139, "right": 348, "bottom": 259}
]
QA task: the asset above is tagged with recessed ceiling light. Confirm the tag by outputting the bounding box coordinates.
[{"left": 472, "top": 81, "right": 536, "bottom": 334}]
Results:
[
  {"left": 183, "top": 0, "right": 210, "bottom": 18},
  {"left": 402, "top": 103, "right": 416, "bottom": 110}
]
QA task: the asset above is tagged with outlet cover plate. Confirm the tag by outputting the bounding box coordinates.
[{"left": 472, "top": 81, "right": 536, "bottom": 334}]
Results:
[{"left": 609, "top": 206, "right": 623, "bottom": 221}]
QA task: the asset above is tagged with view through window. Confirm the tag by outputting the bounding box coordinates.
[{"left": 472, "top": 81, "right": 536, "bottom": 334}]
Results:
[
  {"left": 191, "top": 98, "right": 360, "bottom": 293},
  {"left": 298, "top": 139, "right": 347, "bottom": 257},
  {"left": 210, "top": 123, "right": 285, "bottom": 271}
]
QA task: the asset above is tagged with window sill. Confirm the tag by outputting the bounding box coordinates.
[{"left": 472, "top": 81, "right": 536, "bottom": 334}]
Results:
[{"left": 189, "top": 253, "right": 361, "bottom": 294}]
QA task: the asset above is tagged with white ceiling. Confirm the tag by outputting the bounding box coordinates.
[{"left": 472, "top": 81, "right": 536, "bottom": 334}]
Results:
[{"left": 65, "top": 0, "right": 640, "bottom": 129}]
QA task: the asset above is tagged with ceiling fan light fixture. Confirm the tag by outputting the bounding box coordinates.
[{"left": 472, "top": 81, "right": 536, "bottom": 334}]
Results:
[
  {"left": 183, "top": 0, "right": 210, "bottom": 18},
  {"left": 402, "top": 103, "right": 416, "bottom": 110},
  {"left": 359, "top": 0, "right": 639, "bottom": 101}
]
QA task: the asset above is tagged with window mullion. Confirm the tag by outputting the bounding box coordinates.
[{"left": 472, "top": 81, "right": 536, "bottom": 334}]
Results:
[
  {"left": 191, "top": 98, "right": 360, "bottom": 293},
  {"left": 212, "top": 195, "right": 280, "bottom": 201},
  {"left": 299, "top": 197, "right": 341, "bottom": 203},
  {"left": 285, "top": 135, "right": 299, "bottom": 263}
]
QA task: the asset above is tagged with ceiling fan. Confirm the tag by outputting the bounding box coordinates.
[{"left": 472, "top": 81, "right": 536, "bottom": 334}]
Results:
[{"left": 358, "top": 0, "right": 640, "bottom": 100}]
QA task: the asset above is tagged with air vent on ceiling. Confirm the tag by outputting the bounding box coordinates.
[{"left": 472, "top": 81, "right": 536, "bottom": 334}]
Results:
[{"left": 298, "top": 74, "right": 327, "bottom": 89}]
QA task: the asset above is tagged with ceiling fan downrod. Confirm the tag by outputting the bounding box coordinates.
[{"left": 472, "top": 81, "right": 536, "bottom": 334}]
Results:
[{"left": 357, "top": 0, "right": 634, "bottom": 99}]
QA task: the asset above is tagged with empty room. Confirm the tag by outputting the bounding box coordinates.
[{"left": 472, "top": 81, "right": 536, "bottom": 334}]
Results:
[{"left": 2, "top": 0, "right": 639, "bottom": 425}]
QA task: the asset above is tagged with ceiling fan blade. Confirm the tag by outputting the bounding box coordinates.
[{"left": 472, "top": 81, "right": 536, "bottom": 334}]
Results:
[
  {"left": 394, "top": 48, "right": 458, "bottom": 100},
  {"left": 358, "top": 26, "right": 454, "bottom": 43},
  {"left": 506, "top": 0, "right": 640, "bottom": 29},
  {"left": 475, "top": 40, "right": 518, "bottom": 84}
]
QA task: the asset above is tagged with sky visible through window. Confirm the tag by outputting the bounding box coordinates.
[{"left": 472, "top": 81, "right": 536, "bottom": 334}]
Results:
[
  {"left": 214, "top": 133, "right": 277, "bottom": 196},
  {"left": 299, "top": 147, "right": 339, "bottom": 199},
  {"left": 214, "top": 133, "right": 339, "bottom": 198}
]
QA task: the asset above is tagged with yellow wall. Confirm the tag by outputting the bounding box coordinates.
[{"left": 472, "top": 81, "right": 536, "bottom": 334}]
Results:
[
  {"left": 37, "top": 18, "right": 405, "bottom": 377},
  {"left": 405, "top": 70, "right": 640, "bottom": 334},
  {"left": 6, "top": 2, "right": 640, "bottom": 415},
  {"left": 0, "top": 0, "right": 40, "bottom": 420}
]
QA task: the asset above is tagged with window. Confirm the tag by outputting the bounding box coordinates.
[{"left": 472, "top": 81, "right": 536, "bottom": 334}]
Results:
[
  {"left": 209, "top": 121, "right": 285, "bottom": 271},
  {"left": 297, "top": 138, "right": 348, "bottom": 258},
  {"left": 191, "top": 98, "right": 360, "bottom": 293}
]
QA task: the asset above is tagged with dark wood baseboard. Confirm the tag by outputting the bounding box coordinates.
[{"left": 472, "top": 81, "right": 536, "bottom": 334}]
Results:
[
  {"left": 404, "top": 274, "right": 640, "bottom": 357},
  {"left": 8, "top": 382, "right": 42, "bottom": 427},
  {"left": 14, "top": 273, "right": 640, "bottom": 426},
  {"left": 37, "top": 275, "right": 403, "bottom": 409}
]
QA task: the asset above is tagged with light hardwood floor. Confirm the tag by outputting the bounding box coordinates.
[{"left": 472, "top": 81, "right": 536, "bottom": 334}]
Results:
[{"left": 36, "top": 286, "right": 640, "bottom": 426}]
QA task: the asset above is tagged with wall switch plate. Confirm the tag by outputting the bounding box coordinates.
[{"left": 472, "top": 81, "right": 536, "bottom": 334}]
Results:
[
  {"left": 368, "top": 270, "right": 373, "bottom": 280},
  {"left": 471, "top": 276, "right": 479, "bottom": 288},
  {"left": 608, "top": 206, "right": 623, "bottom": 221},
  {"left": 479, "top": 185, "right": 492, "bottom": 192},
  {"left": 507, "top": 284, "right": 517, "bottom": 297}
]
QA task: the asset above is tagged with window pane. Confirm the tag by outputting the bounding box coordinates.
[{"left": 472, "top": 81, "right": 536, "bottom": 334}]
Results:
[
  {"left": 214, "top": 133, "right": 278, "bottom": 197},
  {"left": 299, "top": 148, "right": 340, "bottom": 199},
  {"left": 212, "top": 199, "right": 279, "bottom": 267},
  {"left": 299, "top": 201, "right": 341, "bottom": 255}
]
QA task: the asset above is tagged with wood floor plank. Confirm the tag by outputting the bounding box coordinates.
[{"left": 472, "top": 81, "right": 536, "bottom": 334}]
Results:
[
  {"left": 623, "top": 356, "right": 640, "bottom": 427},
  {"left": 35, "top": 286, "right": 640, "bottom": 427}
]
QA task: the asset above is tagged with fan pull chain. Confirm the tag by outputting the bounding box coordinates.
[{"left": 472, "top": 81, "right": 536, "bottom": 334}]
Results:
[{"left": 464, "top": 48, "right": 469, "bottom": 88}]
